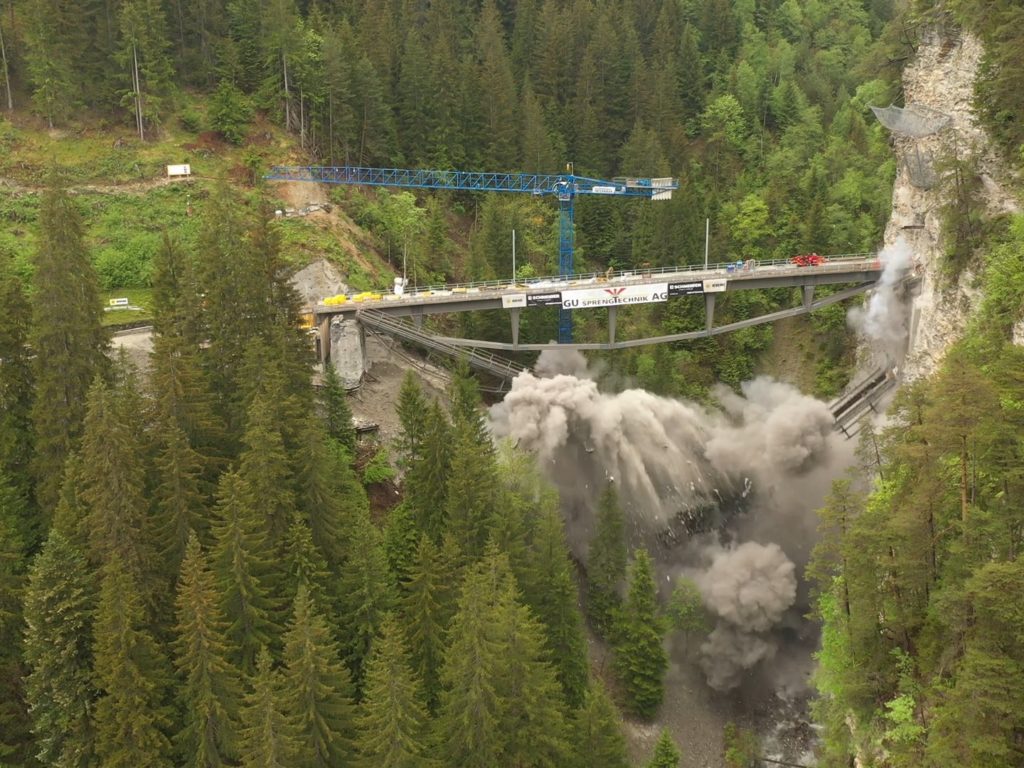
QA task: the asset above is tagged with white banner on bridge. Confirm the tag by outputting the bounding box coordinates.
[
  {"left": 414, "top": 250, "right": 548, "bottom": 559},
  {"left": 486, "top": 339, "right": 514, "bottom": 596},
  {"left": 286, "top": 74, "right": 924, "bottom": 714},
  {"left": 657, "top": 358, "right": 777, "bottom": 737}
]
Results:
[
  {"left": 501, "top": 293, "right": 527, "bottom": 308},
  {"left": 561, "top": 283, "right": 668, "bottom": 309},
  {"left": 702, "top": 278, "right": 728, "bottom": 293}
]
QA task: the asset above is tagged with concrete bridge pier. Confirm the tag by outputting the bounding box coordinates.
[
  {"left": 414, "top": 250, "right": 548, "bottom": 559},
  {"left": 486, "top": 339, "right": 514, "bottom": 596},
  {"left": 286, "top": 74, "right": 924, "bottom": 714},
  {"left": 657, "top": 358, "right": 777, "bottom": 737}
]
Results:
[
  {"left": 327, "top": 315, "right": 367, "bottom": 389},
  {"left": 705, "top": 293, "right": 716, "bottom": 334},
  {"left": 510, "top": 308, "right": 521, "bottom": 347}
]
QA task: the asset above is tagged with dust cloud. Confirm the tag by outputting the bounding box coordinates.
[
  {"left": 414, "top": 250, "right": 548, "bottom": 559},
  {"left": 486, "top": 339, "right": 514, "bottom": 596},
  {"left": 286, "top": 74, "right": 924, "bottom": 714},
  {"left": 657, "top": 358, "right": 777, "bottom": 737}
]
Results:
[
  {"left": 489, "top": 348, "right": 848, "bottom": 693},
  {"left": 847, "top": 238, "right": 913, "bottom": 363}
]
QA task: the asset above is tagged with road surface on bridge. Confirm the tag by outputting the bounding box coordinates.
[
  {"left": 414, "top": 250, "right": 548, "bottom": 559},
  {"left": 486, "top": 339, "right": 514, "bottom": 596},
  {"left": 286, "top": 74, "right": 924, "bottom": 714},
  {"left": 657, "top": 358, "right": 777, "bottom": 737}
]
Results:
[{"left": 310, "top": 254, "right": 883, "bottom": 321}]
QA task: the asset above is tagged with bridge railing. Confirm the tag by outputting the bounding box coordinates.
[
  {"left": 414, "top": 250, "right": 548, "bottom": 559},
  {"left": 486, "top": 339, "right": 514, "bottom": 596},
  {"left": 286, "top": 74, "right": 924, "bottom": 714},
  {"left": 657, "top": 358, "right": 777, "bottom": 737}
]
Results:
[{"left": 315, "top": 253, "right": 881, "bottom": 310}]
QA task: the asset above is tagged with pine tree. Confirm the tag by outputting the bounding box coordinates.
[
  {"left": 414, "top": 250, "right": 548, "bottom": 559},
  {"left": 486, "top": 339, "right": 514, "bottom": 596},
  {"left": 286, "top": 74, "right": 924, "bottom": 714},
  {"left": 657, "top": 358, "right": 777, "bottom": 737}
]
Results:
[
  {"left": 405, "top": 401, "right": 451, "bottom": 541},
  {"left": 437, "top": 555, "right": 507, "bottom": 768},
  {"left": 588, "top": 482, "right": 627, "bottom": 636},
  {"left": 0, "top": 472, "right": 31, "bottom": 762},
  {"left": 401, "top": 534, "right": 453, "bottom": 710},
  {"left": 22, "top": 0, "right": 79, "bottom": 125},
  {"left": 118, "top": 0, "right": 177, "bottom": 138},
  {"left": 395, "top": 370, "right": 428, "bottom": 466},
  {"left": 173, "top": 533, "right": 242, "bottom": 768},
  {"left": 238, "top": 647, "right": 298, "bottom": 768},
  {"left": 355, "top": 613, "right": 435, "bottom": 767},
  {"left": 211, "top": 471, "right": 279, "bottom": 673},
  {"left": 613, "top": 549, "right": 667, "bottom": 720},
  {"left": 645, "top": 729, "right": 681, "bottom": 768},
  {"left": 526, "top": 502, "right": 589, "bottom": 709},
  {"left": 318, "top": 363, "right": 356, "bottom": 453},
  {"left": 284, "top": 514, "right": 331, "bottom": 608},
  {"left": 92, "top": 556, "right": 173, "bottom": 768},
  {"left": 79, "top": 372, "right": 155, "bottom": 594},
  {"left": 337, "top": 511, "right": 396, "bottom": 687},
  {"left": 153, "top": 412, "right": 208, "bottom": 578},
  {"left": 29, "top": 173, "right": 108, "bottom": 514},
  {"left": 569, "top": 682, "right": 630, "bottom": 768},
  {"left": 445, "top": 420, "right": 500, "bottom": 564},
  {"left": 0, "top": 254, "right": 34, "bottom": 526},
  {"left": 23, "top": 530, "right": 98, "bottom": 768},
  {"left": 282, "top": 585, "right": 358, "bottom": 768},
  {"left": 496, "top": 581, "right": 571, "bottom": 767},
  {"left": 237, "top": 394, "right": 297, "bottom": 551}
]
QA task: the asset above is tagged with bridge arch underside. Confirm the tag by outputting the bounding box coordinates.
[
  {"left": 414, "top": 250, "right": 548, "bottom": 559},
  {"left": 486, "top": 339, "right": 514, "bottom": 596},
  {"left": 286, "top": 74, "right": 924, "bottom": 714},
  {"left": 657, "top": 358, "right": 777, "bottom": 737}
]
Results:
[{"left": 317, "top": 272, "right": 879, "bottom": 353}]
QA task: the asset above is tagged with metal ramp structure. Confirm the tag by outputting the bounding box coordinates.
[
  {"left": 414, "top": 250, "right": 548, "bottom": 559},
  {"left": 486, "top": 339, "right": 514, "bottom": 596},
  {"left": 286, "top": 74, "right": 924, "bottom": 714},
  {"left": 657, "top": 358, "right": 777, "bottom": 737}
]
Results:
[
  {"left": 358, "top": 309, "right": 526, "bottom": 388},
  {"left": 830, "top": 366, "right": 897, "bottom": 438}
]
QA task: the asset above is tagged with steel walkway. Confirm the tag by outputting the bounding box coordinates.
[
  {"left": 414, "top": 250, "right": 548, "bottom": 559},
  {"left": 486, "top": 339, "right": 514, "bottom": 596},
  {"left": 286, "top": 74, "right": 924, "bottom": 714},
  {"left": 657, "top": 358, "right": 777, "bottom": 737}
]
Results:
[{"left": 358, "top": 310, "right": 526, "bottom": 386}]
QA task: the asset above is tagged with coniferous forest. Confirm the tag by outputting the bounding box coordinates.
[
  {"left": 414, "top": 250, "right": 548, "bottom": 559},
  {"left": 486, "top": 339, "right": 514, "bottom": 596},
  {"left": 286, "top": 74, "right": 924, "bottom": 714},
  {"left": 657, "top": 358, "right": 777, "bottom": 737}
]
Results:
[{"left": 1, "top": 1, "right": 1024, "bottom": 767}]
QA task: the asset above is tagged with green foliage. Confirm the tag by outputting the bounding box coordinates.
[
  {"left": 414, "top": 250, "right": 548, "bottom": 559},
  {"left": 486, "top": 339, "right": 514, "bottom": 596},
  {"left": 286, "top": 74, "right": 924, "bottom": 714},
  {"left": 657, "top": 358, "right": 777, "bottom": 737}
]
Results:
[
  {"left": 355, "top": 613, "right": 435, "bottom": 767},
  {"left": 238, "top": 647, "right": 299, "bottom": 768},
  {"left": 722, "top": 722, "right": 758, "bottom": 768},
  {"left": 587, "top": 482, "right": 627, "bottom": 637},
  {"left": 667, "top": 577, "right": 709, "bottom": 637},
  {"left": 569, "top": 682, "right": 630, "bottom": 768},
  {"left": 645, "top": 729, "right": 682, "bottom": 768},
  {"left": 613, "top": 549, "right": 667, "bottom": 720},
  {"left": 29, "top": 174, "right": 108, "bottom": 514},
  {"left": 282, "top": 585, "right": 357, "bottom": 768},
  {"left": 362, "top": 446, "right": 396, "bottom": 485},
  {"left": 318, "top": 364, "right": 356, "bottom": 452},
  {"left": 23, "top": 531, "right": 98, "bottom": 768},
  {"left": 209, "top": 79, "right": 252, "bottom": 144},
  {"left": 93, "top": 557, "right": 173, "bottom": 768},
  {"left": 173, "top": 533, "right": 242, "bottom": 768}
]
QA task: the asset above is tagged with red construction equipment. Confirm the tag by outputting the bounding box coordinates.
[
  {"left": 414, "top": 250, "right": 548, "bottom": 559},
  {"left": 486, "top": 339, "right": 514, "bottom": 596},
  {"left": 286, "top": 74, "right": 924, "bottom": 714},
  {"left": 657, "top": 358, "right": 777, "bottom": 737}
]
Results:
[{"left": 790, "top": 253, "right": 826, "bottom": 267}]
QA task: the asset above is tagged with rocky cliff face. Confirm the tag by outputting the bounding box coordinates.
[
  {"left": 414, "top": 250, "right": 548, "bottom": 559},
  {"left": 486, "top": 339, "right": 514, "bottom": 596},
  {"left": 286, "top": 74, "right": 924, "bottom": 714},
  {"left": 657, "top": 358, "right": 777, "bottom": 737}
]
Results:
[{"left": 879, "top": 26, "right": 1020, "bottom": 380}]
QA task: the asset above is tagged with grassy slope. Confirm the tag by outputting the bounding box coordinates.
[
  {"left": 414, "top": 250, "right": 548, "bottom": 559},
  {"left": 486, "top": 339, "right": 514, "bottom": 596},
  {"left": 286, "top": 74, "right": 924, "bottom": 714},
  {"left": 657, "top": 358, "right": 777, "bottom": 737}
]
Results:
[{"left": 0, "top": 98, "right": 395, "bottom": 324}]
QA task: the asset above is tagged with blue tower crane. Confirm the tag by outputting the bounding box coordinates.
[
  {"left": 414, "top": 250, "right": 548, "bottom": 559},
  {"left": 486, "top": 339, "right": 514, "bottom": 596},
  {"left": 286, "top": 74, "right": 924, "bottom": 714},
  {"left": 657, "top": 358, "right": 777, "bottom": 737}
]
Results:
[{"left": 265, "top": 164, "right": 678, "bottom": 343}]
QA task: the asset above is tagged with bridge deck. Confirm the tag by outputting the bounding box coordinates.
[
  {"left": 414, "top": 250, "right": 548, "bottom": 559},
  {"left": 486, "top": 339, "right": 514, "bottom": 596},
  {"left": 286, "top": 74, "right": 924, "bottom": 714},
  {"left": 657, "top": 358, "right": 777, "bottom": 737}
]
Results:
[{"left": 312, "top": 255, "right": 883, "bottom": 320}]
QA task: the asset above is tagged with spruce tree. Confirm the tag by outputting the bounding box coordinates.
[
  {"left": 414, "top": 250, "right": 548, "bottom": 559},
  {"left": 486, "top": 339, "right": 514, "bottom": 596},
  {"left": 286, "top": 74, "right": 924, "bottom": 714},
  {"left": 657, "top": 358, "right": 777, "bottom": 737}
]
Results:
[
  {"left": 284, "top": 514, "right": 331, "bottom": 609},
  {"left": 401, "top": 534, "right": 453, "bottom": 710},
  {"left": 238, "top": 647, "right": 298, "bottom": 768},
  {"left": 92, "top": 556, "right": 173, "bottom": 768},
  {"left": 613, "top": 549, "right": 667, "bottom": 720},
  {"left": 355, "top": 613, "right": 435, "bottom": 767},
  {"left": 496, "top": 580, "right": 571, "bottom": 767},
  {"left": 437, "top": 554, "right": 507, "bottom": 768},
  {"left": 211, "top": 470, "right": 279, "bottom": 673},
  {"left": 588, "top": 482, "right": 628, "bottom": 636},
  {"left": 281, "top": 585, "right": 358, "bottom": 768},
  {"left": 318, "top": 363, "right": 356, "bottom": 453},
  {"left": 0, "top": 254, "right": 34, "bottom": 525},
  {"left": 153, "top": 412, "right": 208, "bottom": 577},
  {"left": 29, "top": 173, "right": 108, "bottom": 514},
  {"left": 237, "top": 394, "right": 297, "bottom": 551},
  {"left": 405, "top": 401, "right": 451, "bottom": 541},
  {"left": 570, "top": 682, "right": 631, "bottom": 768},
  {"left": 445, "top": 416, "right": 500, "bottom": 564},
  {"left": 79, "top": 372, "right": 155, "bottom": 595},
  {"left": 645, "top": 729, "right": 681, "bottom": 768},
  {"left": 526, "top": 502, "right": 589, "bottom": 709},
  {"left": 395, "top": 370, "right": 428, "bottom": 466},
  {"left": 0, "top": 473, "right": 31, "bottom": 762},
  {"left": 23, "top": 530, "right": 98, "bottom": 768},
  {"left": 337, "top": 511, "right": 396, "bottom": 687},
  {"left": 149, "top": 234, "right": 226, "bottom": 469},
  {"left": 173, "top": 533, "right": 242, "bottom": 768}
]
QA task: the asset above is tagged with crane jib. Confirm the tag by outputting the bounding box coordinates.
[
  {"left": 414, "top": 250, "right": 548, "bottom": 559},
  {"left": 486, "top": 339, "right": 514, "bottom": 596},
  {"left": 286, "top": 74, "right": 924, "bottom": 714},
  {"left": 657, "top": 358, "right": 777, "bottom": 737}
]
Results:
[{"left": 266, "top": 166, "right": 678, "bottom": 199}]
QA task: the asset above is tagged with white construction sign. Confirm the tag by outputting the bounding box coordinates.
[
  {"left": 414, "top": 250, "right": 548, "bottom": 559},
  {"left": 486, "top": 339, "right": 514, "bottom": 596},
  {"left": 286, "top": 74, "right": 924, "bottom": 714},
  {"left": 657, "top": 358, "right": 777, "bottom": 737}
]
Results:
[
  {"left": 702, "top": 278, "right": 728, "bottom": 293},
  {"left": 166, "top": 163, "right": 192, "bottom": 177},
  {"left": 561, "top": 283, "right": 668, "bottom": 309},
  {"left": 501, "top": 293, "right": 527, "bottom": 309}
]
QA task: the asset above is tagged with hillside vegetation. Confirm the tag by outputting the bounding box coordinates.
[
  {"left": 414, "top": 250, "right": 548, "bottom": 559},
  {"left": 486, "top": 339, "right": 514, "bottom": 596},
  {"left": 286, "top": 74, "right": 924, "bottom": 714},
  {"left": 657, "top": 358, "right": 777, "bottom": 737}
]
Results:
[{"left": 0, "top": 0, "right": 910, "bottom": 396}]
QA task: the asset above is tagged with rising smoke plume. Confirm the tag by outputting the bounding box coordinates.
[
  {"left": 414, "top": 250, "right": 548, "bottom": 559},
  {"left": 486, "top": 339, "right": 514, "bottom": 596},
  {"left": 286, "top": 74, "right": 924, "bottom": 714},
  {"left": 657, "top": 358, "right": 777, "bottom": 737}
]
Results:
[
  {"left": 489, "top": 350, "right": 845, "bottom": 692},
  {"left": 847, "top": 238, "right": 913, "bottom": 363},
  {"left": 696, "top": 542, "right": 797, "bottom": 691}
]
